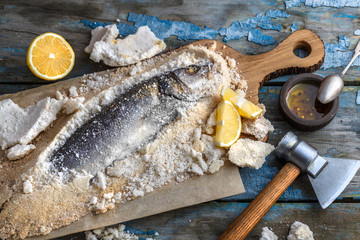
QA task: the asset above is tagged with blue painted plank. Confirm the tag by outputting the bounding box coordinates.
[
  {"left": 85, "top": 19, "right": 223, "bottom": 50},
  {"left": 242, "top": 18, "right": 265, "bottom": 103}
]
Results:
[
  {"left": 123, "top": 202, "right": 360, "bottom": 240},
  {"left": 0, "top": 84, "right": 42, "bottom": 95},
  {"left": 58, "top": 202, "right": 360, "bottom": 240},
  {"left": 285, "top": 0, "right": 360, "bottom": 9}
]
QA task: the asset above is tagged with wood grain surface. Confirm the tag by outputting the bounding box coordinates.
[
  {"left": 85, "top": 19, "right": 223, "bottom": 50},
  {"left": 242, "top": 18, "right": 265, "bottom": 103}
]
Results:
[
  {"left": 192, "top": 29, "right": 325, "bottom": 104},
  {"left": 56, "top": 202, "right": 360, "bottom": 240},
  {"left": 0, "top": 0, "right": 359, "bottom": 239}
]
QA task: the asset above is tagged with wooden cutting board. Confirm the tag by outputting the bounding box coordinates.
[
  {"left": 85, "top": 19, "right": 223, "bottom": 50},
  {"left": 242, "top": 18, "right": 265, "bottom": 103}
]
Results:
[
  {"left": 1, "top": 30, "right": 325, "bottom": 239},
  {"left": 192, "top": 29, "right": 325, "bottom": 104}
]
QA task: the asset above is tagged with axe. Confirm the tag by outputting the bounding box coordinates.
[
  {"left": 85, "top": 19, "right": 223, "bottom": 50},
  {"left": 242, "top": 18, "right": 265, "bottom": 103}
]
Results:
[{"left": 219, "top": 131, "right": 360, "bottom": 240}]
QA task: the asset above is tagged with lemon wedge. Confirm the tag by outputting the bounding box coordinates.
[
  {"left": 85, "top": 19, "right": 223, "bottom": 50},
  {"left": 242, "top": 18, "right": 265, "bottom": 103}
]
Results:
[
  {"left": 27, "top": 33, "right": 75, "bottom": 81},
  {"left": 213, "top": 100, "right": 241, "bottom": 147},
  {"left": 221, "top": 86, "right": 263, "bottom": 119}
]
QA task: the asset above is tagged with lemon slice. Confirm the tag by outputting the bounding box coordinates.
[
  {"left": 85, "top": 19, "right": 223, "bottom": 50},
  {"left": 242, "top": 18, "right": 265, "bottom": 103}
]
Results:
[
  {"left": 221, "top": 86, "right": 263, "bottom": 119},
  {"left": 27, "top": 33, "right": 75, "bottom": 81},
  {"left": 213, "top": 100, "right": 241, "bottom": 147}
]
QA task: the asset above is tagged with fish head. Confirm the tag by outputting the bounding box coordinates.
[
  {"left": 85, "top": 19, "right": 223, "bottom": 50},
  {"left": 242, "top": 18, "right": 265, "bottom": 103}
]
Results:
[
  {"left": 174, "top": 65, "right": 210, "bottom": 89},
  {"left": 159, "top": 65, "right": 211, "bottom": 100}
]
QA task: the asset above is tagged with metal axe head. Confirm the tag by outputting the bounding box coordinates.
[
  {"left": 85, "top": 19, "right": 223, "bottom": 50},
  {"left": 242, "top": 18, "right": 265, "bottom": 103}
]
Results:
[{"left": 274, "top": 132, "right": 360, "bottom": 209}]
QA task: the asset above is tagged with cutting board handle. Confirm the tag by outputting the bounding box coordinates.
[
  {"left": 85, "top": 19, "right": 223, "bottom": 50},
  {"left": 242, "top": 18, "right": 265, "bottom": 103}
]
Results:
[
  {"left": 240, "top": 29, "right": 325, "bottom": 86},
  {"left": 218, "top": 162, "right": 301, "bottom": 240},
  {"left": 186, "top": 30, "right": 325, "bottom": 103}
]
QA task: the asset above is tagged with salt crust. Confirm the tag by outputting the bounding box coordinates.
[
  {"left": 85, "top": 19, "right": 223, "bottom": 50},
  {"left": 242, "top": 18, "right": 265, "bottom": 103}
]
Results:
[
  {"left": 69, "top": 86, "right": 79, "bottom": 98},
  {"left": 0, "top": 97, "right": 63, "bottom": 150},
  {"left": 287, "top": 221, "right": 314, "bottom": 240},
  {"left": 242, "top": 104, "right": 274, "bottom": 141},
  {"left": 86, "top": 224, "right": 155, "bottom": 240},
  {"left": 260, "top": 227, "right": 278, "bottom": 240},
  {"left": 0, "top": 44, "right": 272, "bottom": 239},
  {"left": 0, "top": 91, "right": 85, "bottom": 161},
  {"left": 6, "top": 144, "right": 36, "bottom": 161},
  {"left": 86, "top": 25, "right": 166, "bottom": 67},
  {"left": 85, "top": 24, "right": 119, "bottom": 54},
  {"left": 261, "top": 221, "right": 314, "bottom": 240},
  {"left": 228, "top": 138, "right": 275, "bottom": 169},
  {"left": 22, "top": 179, "right": 33, "bottom": 194},
  {"left": 63, "top": 97, "right": 85, "bottom": 115}
]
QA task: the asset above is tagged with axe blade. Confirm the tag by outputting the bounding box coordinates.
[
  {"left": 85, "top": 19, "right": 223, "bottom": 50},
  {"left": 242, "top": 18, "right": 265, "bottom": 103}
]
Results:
[{"left": 309, "top": 157, "right": 360, "bottom": 209}]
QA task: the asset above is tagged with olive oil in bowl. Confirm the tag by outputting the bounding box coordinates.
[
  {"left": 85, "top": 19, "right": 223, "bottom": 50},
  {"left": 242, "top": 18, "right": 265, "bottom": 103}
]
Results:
[{"left": 286, "top": 82, "right": 332, "bottom": 120}]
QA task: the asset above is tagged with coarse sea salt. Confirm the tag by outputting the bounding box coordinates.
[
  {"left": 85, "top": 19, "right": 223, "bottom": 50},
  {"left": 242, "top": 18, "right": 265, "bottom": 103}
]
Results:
[
  {"left": 23, "top": 180, "right": 33, "bottom": 194},
  {"left": 86, "top": 25, "right": 166, "bottom": 67},
  {"left": 287, "top": 221, "right": 314, "bottom": 240},
  {"left": 7, "top": 144, "right": 36, "bottom": 161},
  {"left": 86, "top": 224, "right": 141, "bottom": 240},
  {"left": 260, "top": 227, "right": 278, "bottom": 240},
  {"left": 228, "top": 138, "right": 275, "bottom": 169},
  {"left": 0, "top": 97, "right": 63, "bottom": 150}
]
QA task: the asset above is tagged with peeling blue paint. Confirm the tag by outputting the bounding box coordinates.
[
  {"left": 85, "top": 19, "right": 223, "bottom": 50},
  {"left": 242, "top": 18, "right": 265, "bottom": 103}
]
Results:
[
  {"left": 324, "top": 148, "right": 341, "bottom": 157},
  {"left": 124, "top": 225, "right": 147, "bottom": 235},
  {"left": 322, "top": 35, "right": 360, "bottom": 69},
  {"left": 225, "top": 157, "right": 279, "bottom": 200},
  {"left": 80, "top": 19, "right": 137, "bottom": 36},
  {"left": 285, "top": 0, "right": 305, "bottom": 8},
  {"left": 128, "top": 13, "right": 218, "bottom": 40},
  {"left": 248, "top": 29, "right": 276, "bottom": 45},
  {"left": 325, "top": 35, "right": 349, "bottom": 52},
  {"left": 280, "top": 186, "right": 304, "bottom": 200},
  {"left": 285, "top": 0, "right": 360, "bottom": 9},
  {"left": 354, "top": 29, "right": 360, "bottom": 36},
  {"left": 4, "top": 5, "right": 15, "bottom": 10},
  {"left": 81, "top": 14, "right": 218, "bottom": 41},
  {"left": 332, "top": 12, "right": 358, "bottom": 19},
  {"left": 81, "top": 11, "right": 289, "bottom": 45},
  {"left": 222, "top": 138, "right": 323, "bottom": 201},
  {"left": 122, "top": 224, "right": 160, "bottom": 238},
  {"left": 265, "top": 9, "right": 290, "bottom": 18},
  {"left": 81, "top": 19, "right": 112, "bottom": 29},
  {"left": 219, "top": 10, "right": 288, "bottom": 43},
  {"left": 323, "top": 50, "right": 358, "bottom": 69},
  {"left": 290, "top": 23, "right": 299, "bottom": 32},
  {"left": 0, "top": 47, "right": 25, "bottom": 53}
]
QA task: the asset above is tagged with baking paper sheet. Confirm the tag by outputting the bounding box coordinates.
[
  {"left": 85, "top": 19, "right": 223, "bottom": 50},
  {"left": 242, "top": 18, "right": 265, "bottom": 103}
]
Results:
[{"left": 31, "top": 162, "right": 244, "bottom": 239}]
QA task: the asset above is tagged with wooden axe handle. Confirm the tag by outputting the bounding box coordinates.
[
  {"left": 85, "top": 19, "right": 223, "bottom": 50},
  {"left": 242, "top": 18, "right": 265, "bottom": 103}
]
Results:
[{"left": 218, "top": 162, "right": 301, "bottom": 240}]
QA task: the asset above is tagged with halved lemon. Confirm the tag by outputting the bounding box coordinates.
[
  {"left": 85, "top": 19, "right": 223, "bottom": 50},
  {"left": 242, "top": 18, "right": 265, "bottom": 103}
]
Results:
[
  {"left": 27, "top": 33, "right": 75, "bottom": 81},
  {"left": 213, "top": 100, "right": 241, "bottom": 147},
  {"left": 221, "top": 86, "right": 263, "bottom": 119}
]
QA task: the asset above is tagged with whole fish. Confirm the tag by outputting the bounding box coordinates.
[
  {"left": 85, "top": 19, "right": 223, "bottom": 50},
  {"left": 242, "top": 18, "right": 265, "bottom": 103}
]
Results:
[{"left": 51, "top": 65, "right": 210, "bottom": 175}]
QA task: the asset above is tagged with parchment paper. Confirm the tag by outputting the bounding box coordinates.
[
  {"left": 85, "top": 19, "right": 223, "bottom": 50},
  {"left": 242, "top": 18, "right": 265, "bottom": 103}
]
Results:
[{"left": 31, "top": 162, "right": 244, "bottom": 239}]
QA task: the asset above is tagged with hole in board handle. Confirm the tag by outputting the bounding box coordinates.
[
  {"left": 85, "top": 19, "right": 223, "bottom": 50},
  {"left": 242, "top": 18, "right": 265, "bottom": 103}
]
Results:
[{"left": 293, "top": 41, "right": 311, "bottom": 58}]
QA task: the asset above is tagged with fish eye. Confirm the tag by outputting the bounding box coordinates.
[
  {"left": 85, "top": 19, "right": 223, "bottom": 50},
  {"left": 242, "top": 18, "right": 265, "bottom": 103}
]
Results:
[{"left": 187, "top": 65, "right": 200, "bottom": 74}]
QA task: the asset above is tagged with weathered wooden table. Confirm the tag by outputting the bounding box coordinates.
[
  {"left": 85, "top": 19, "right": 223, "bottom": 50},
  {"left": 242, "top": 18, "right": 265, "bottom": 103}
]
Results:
[{"left": 1, "top": 1, "right": 359, "bottom": 239}]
